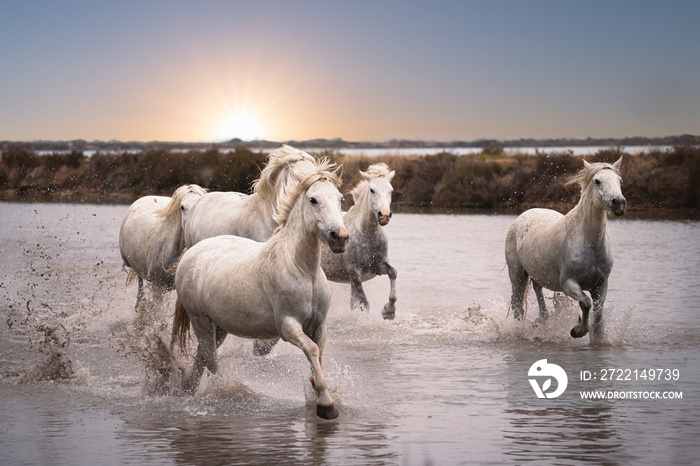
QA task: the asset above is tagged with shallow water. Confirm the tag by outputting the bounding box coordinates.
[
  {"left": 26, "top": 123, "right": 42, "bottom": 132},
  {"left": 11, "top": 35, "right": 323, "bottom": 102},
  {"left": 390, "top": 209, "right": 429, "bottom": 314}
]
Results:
[{"left": 1, "top": 203, "right": 699, "bottom": 465}]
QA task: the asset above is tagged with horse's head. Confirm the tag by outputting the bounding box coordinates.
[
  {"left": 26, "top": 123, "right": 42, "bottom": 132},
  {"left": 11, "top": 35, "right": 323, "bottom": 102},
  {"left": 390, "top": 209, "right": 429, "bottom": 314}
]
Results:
[
  {"left": 158, "top": 184, "right": 206, "bottom": 229},
  {"left": 355, "top": 163, "right": 395, "bottom": 226},
  {"left": 275, "top": 163, "right": 349, "bottom": 253},
  {"left": 585, "top": 157, "right": 626, "bottom": 217},
  {"left": 304, "top": 169, "right": 349, "bottom": 253},
  {"left": 179, "top": 189, "right": 203, "bottom": 229}
]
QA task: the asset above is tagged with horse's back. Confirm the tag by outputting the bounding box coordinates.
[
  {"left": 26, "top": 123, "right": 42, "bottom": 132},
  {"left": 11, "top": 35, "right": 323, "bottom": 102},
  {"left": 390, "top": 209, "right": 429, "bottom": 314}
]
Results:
[
  {"left": 508, "top": 208, "right": 563, "bottom": 241},
  {"left": 185, "top": 191, "right": 274, "bottom": 246},
  {"left": 119, "top": 195, "right": 172, "bottom": 280},
  {"left": 506, "top": 208, "right": 566, "bottom": 290},
  {"left": 175, "top": 235, "right": 278, "bottom": 337}
]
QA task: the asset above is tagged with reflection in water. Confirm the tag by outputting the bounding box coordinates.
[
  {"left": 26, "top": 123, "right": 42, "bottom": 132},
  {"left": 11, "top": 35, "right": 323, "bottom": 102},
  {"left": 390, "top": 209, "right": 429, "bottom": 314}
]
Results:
[
  {"left": 504, "top": 405, "right": 623, "bottom": 464},
  {"left": 114, "top": 405, "right": 400, "bottom": 465}
]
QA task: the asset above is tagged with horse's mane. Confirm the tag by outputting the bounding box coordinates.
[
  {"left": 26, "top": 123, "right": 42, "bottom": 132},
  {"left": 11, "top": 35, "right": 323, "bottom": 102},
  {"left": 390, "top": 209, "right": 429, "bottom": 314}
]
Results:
[
  {"left": 350, "top": 162, "right": 393, "bottom": 202},
  {"left": 566, "top": 161, "right": 622, "bottom": 190},
  {"left": 273, "top": 159, "right": 341, "bottom": 228},
  {"left": 252, "top": 145, "right": 315, "bottom": 203},
  {"left": 157, "top": 184, "right": 207, "bottom": 219}
]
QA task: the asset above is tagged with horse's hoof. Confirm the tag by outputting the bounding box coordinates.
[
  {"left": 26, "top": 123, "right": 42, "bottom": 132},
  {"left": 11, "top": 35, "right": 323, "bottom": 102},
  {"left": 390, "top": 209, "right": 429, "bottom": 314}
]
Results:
[
  {"left": 316, "top": 404, "right": 339, "bottom": 420},
  {"left": 570, "top": 327, "right": 588, "bottom": 338},
  {"left": 382, "top": 304, "right": 396, "bottom": 320}
]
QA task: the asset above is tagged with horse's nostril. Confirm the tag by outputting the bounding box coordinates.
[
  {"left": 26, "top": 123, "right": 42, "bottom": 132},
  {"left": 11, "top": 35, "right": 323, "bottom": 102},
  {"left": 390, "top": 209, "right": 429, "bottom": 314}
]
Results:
[{"left": 330, "top": 231, "right": 338, "bottom": 239}]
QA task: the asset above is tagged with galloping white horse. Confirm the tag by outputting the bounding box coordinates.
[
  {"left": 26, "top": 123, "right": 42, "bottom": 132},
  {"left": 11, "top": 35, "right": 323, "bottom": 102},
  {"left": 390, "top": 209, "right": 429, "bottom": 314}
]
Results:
[
  {"left": 505, "top": 157, "right": 626, "bottom": 340},
  {"left": 252, "top": 163, "right": 397, "bottom": 357},
  {"left": 183, "top": 145, "right": 316, "bottom": 247},
  {"left": 172, "top": 163, "right": 348, "bottom": 419},
  {"left": 322, "top": 163, "right": 397, "bottom": 319},
  {"left": 119, "top": 184, "right": 207, "bottom": 309}
]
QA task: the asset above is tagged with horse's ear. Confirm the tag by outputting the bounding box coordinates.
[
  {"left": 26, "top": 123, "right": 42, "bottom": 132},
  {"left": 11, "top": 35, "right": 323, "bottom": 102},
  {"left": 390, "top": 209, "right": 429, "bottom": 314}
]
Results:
[
  {"left": 612, "top": 155, "right": 623, "bottom": 172},
  {"left": 583, "top": 160, "right": 593, "bottom": 170},
  {"left": 360, "top": 170, "right": 371, "bottom": 181},
  {"left": 332, "top": 164, "right": 344, "bottom": 179},
  {"left": 387, "top": 170, "right": 396, "bottom": 181}
]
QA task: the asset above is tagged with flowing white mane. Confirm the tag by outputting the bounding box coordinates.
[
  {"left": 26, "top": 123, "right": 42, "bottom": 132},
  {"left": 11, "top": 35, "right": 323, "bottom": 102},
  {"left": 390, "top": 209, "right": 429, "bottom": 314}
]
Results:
[
  {"left": 273, "top": 159, "right": 341, "bottom": 228},
  {"left": 566, "top": 160, "right": 622, "bottom": 190},
  {"left": 350, "top": 163, "right": 394, "bottom": 202},
  {"left": 252, "top": 145, "right": 315, "bottom": 204},
  {"left": 157, "top": 184, "right": 207, "bottom": 219}
]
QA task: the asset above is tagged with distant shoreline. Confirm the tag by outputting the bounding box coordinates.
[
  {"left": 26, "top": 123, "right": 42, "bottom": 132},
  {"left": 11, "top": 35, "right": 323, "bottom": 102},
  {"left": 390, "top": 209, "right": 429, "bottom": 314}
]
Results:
[
  {"left": 1, "top": 134, "right": 697, "bottom": 154},
  {"left": 1, "top": 143, "right": 699, "bottom": 219}
]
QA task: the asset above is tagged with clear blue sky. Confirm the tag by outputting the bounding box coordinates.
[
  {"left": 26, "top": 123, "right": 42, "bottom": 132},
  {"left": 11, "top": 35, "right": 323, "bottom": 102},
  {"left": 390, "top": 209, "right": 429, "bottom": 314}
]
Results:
[{"left": 1, "top": 0, "right": 698, "bottom": 142}]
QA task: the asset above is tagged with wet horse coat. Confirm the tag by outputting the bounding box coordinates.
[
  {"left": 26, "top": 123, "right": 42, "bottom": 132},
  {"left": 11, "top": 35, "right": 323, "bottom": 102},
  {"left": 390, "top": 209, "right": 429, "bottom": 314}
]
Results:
[{"left": 505, "top": 157, "right": 626, "bottom": 340}]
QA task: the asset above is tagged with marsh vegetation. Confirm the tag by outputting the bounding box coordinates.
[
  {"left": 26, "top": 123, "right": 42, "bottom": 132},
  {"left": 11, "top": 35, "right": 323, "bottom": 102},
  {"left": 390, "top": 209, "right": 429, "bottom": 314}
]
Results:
[{"left": 1, "top": 144, "right": 699, "bottom": 217}]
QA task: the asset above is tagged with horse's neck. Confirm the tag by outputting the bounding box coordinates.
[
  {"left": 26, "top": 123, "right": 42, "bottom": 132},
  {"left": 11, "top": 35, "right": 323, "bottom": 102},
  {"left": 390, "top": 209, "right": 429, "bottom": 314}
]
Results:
[
  {"left": 346, "top": 191, "right": 378, "bottom": 231},
  {"left": 567, "top": 190, "right": 608, "bottom": 247},
  {"left": 271, "top": 205, "right": 322, "bottom": 276}
]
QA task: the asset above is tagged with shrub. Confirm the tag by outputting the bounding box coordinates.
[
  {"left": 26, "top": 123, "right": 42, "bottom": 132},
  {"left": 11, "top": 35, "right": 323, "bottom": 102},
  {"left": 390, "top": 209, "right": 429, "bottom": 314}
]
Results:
[{"left": 1, "top": 145, "right": 39, "bottom": 169}]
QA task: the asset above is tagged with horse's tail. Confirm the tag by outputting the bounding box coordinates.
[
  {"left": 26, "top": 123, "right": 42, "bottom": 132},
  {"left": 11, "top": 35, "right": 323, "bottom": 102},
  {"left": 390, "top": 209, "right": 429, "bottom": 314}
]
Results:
[
  {"left": 162, "top": 247, "right": 187, "bottom": 277},
  {"left": 171, "top": 297, "right": 191, "bottom": 356},
  {"left": 122, "top": 263, "right": 138, "bottom": 287}
]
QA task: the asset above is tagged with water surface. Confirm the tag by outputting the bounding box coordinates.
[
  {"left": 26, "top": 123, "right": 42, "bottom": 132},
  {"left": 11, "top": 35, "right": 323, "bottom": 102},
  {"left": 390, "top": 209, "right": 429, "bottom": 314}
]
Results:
[{"left": 1, "top": 203, "right": 698, "bottom": 464}]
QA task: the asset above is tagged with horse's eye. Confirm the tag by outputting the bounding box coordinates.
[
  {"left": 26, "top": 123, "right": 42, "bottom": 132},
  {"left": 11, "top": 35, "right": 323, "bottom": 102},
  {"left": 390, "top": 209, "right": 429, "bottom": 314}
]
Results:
[
  {"left": 181, "top": 205, "right": 185, "bottom": 210},
  {"left": 309, "top": 197, "right": 318, "bottom": 205},
  {"left": 595, "top": 179, "right": 601, "bottom": 186},
  {"left": 370, "top": 188, "right": 375, "bottom": 194}
]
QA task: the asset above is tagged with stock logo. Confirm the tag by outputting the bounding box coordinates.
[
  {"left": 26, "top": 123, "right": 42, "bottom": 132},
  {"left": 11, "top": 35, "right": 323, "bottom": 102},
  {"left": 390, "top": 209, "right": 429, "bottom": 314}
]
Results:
[{"left": 528, "top": 359, "right": 568, "bottom": 399}]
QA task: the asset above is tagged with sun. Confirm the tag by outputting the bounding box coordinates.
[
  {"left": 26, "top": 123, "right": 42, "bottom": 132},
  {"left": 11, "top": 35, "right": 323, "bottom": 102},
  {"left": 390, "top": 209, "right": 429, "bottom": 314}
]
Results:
[{"left": 217, "top": 112, "right": 263, "bottom": 141}]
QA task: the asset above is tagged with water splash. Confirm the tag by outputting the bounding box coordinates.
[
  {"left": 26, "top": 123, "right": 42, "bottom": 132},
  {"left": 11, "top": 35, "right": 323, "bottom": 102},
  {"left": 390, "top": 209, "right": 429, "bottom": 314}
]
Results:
[
  {"left": 489, "top": 292, "right": 633, "bottom": 347},
  {"left": 6, "top": 300, "right": 88, "bottom": 383},
  {"left": 112, "top": 288, "right": 187, "bottom": 396}
]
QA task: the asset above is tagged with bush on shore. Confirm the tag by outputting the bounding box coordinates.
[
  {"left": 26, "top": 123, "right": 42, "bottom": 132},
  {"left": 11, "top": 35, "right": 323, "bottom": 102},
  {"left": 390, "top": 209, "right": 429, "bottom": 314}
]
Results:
[{"left": 1, "top": 144, "right": 698, "bottom": 217}]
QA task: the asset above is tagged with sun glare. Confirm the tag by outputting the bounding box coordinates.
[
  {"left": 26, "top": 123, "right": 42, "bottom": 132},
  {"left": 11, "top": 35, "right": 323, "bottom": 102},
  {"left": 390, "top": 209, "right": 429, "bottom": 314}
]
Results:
[{"left": 217, "top": 112, "right": 263, "bottom": 141}]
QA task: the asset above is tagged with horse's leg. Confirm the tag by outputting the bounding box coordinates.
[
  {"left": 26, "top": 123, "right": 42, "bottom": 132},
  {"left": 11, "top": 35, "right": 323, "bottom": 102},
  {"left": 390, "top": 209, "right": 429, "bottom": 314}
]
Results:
[
  {"left": 377, "top": 261, "right": 397, "bottom": 320},
  {"left": 184, "top": 313, "right": 218, "bottom": 394},
  {"left": 562, "top": 278, "right": 593, "bottom": 338},
  {"left": 252, "top": 338, "right": 280, "bottom": 356},
  {"left": 507, "top": 263, "right": 528, "bottom": 320},
  {"left": 589, "top": 280, "right": 608, "bottom": 342},
  {"left": 215, "top": 325, "right": 228, "bottom": 349},
  {"left": 278, "top": 317, "right": 338, "bottom": 419},
  {"left": 349, "top": 272, "right": 370, "bottom": 313},
  {"left": 532, "top": 281, "right": 548, "bottom": 325}
]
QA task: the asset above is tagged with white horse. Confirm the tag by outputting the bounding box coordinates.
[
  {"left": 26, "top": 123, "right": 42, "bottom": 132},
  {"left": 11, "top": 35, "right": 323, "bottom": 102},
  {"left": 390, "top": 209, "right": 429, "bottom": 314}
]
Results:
[
  {"left": 322, "top": 163, "right": 397, "bottom": 319},
  {"left": 505, "top": 157, "right": 626, "bottom": 340},
  {"left": 183, "top": 145, "right": 316, "bottom": 247},
  {"left": 252, "top": 163, "right": 397, "bottom": 357},
  {"left": 119, "top": 184, "right": 207, "bottom": 310},
  {"left": 172, "top": 163, "right": 348, "bottom": 419}
]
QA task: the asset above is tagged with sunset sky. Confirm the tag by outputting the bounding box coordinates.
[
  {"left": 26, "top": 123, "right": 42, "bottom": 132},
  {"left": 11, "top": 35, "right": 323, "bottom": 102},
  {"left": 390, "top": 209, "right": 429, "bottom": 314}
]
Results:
[{"left": 1, "top": 1, "right": 699, "bottom": 143}]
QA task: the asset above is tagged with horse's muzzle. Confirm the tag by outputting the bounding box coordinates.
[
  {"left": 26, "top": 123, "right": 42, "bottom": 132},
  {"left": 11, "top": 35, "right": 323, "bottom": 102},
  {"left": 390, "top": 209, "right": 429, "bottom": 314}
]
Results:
[
  {"left": 611, "top": 197, "right": 627, "bottom": 217},
  {"left": 378, "top": 210, "right": 392, "bottom": 226},
  {"left": 328, "top": 228, "right": 349, "bottom": 253}
]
